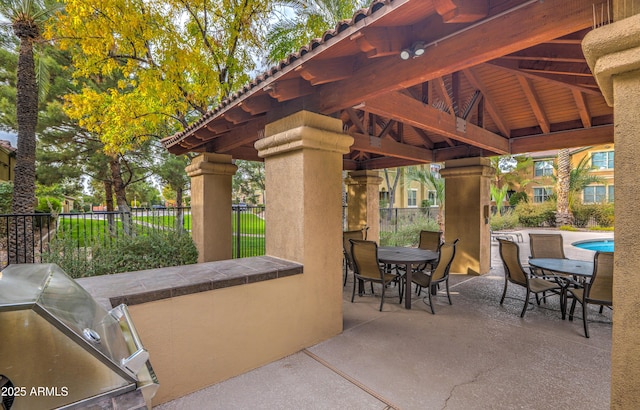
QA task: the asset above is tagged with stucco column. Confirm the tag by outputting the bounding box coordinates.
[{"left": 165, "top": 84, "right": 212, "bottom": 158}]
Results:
[
  {"left": 255, "top": 111, "right": 353, "bottom": 339},
  {"left": 439, "top": 157, "right": 494, "bottom": 275},
  {"left": 186, "top": 153, "right": 237, "bottom": 263},
  {"left": 345, "top": 170, "right": 383, "bottom": 242},
  {"left": 583, "top": 9, "right": 640, "bottom": 408}
]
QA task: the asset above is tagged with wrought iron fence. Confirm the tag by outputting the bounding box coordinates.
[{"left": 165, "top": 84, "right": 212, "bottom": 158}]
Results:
[{"left": 0, "top": 206, "right": 271, "bottom": 270}]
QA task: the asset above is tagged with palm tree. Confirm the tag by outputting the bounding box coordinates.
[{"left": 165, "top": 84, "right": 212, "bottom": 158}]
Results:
[
  {"left": 267, "top": 0, "right": 368, "bottom": 63},
  {"left": 555, "top": 148, "right": 572, "bottom": 226},
  {"left": 0, "top": 0, "right": 52, "bottom": 263},
  {"left": 405, "top": 166, "right": 445, "bottom": 236},
  {"left": 554, "top": 151, "right": 605, "bottom": 225}
]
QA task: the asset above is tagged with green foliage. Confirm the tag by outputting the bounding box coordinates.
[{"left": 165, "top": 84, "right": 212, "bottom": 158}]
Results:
[
  {"left": 43, "top": 231, "right": 198, "bottom": 278},
  {"left": 509, "top": 191, "right": 528, "bottom": 206},
  {"left": 36, "top": 196, "right": 61, "bottom": 212},
  {"left": 490, "top": 209, "right": 519, "bottom": 231},
  {"left": 0, "top": 181, "right": 13, "bottom": 213},
  {"left": 590, "top": 226, "right": 614, "bottom": 231},
  {"left": 514, "top": 201, "right": 556, "bottom": 227},
  {"left": 380, "top": 214, "right": 438, "bottom": 247},
  {"left": 559, "top": 225, "right": 578, "bottom": 231},
  {"left": 572, "top": 203, "right": 614, "bottom": 228}
]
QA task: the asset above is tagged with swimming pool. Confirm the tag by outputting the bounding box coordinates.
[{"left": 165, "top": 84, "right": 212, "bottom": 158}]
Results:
[{"left": 572, "top": 239, "right": 614, "bottom": 252}]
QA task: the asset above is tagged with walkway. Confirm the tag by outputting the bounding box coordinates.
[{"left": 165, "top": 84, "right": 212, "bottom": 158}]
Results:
[{"left": 155, "top": 229, "right": 613, "bottom": 409}]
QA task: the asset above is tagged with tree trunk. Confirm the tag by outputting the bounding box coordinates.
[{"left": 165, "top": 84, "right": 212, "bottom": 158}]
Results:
[
  {"left": 9, "top": 34, "right": 38, "bottom": 264},
  {"left": 109, "top": 156, "right": 133, "bottom": 235},
  {"left": 556, "top": 148, "right": 573, "bottom": 226},
  {"left": 104, "top": 179, "right": 116, "bottom": 235},
  {"left": 175, "top": 186, "right": 184, "bottom": 232}
]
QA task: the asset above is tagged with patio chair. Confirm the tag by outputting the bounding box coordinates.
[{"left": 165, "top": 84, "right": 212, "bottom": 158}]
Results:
[
  {"left": 411, "top": 239, "right": 458, "bottom": 314},
  {"left": 396, "top": 230, "right": 442, "bottom": 285},
  {"left": 498, "top": 239, "right": 563, "bottom": 318},
  {"left": 528, "top": 233, "right": 567, "bottom": 275},
  {"left": 343, "top": 229, "right": 367, "bottom": 286},
  {"left": 350, "top": 239, "right": 403, "bottom": 311},
  {"left": 568, "top": 251, "right": 613, "bottom": 338}
]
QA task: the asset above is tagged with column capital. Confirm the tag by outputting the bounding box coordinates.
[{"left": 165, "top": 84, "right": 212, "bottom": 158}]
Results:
[
  {"left": 345, "top": 170, "right": 383, "bottom": 186},
  {"left": 440, "top": 157, "right": 495, "bottom": 178},
  {"left": 186, "top": 153, "right": 238, "bottom": 178},
  {"left": 583, "top": 13, "right": 640, "bottom": 106},
  {"left": 256, "top": 111, "right": 353, "bottom": 158}
]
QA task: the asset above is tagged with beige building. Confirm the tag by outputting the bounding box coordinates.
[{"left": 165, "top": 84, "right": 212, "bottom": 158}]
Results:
[
  {"left": 379, "top": 164, "right": 442, "bottom": 208},
  {"left": 0, "top": 140, "right": 16, "bottom": 182},
  {"left": 521, "top": 144, "right": 615, "bottom": 204}
]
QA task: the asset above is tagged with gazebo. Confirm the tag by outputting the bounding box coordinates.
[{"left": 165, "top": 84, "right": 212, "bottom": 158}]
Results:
[{"left": 161, "top": 0, "right": 640, "bottom": 405}]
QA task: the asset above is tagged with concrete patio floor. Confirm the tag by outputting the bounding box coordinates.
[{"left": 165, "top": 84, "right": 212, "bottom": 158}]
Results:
[{"left": 155, "top": 229, "right": 613, "bottom": 410}]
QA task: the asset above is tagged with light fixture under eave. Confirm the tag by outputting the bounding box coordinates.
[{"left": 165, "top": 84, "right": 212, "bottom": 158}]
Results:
[
  {"left": 412, "top": 41, "right": 426, "bottom": 57},
  {"left": 399, "top": 41, "right": 426, "bottom": 60}
]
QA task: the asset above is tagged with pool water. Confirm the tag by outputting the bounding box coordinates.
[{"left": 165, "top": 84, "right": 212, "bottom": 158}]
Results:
[{"left": 572, "top": 239, "right": 614, "bottom": 252}]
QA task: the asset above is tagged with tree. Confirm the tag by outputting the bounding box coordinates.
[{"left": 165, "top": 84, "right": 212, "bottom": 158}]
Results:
[
  {"left": 232, "top": 160, "right": 264, "bottom": 204},
  {"left": 0, "top": 0, "right": 57, "bottom": 263},
  {"left": 267, "top": 0, "right": 368, "bottom": 63},
  {"left": 405, "top": 166, "right": 445, "bottom": 235},
  {"left": 555, "top": 148, "right": 572, "bottom": 226},
  {"left": 490, "top": 184, "right": 509, "bottom": 216},
  {"left": 50, "top": 0, "right": 274, "bottom": 154},
  {"left": 156, "top": 149, "right": 190, "bottom": 231}
]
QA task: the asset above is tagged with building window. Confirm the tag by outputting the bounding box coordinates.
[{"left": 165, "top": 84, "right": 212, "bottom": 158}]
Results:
[
  {"left": 583, "top": 185, "right": 606, "bottom": 204},
  {"left": 591, "top": 151, "right": 614, "bottom": 170},
  {"left": 534, "top": 160, "right": 554, "bottom": 177},
  {"left": 608, "top": 185, "right": 614, "bottom": 203},
  {"left": 407, "top": 189, "right": 417, "bottom": 207},
  {"left": 533, "top": 187, "right": 552, "bottom": 203},
  {"left": 427, "top": 190, "right": 438, "bottom": 206}
]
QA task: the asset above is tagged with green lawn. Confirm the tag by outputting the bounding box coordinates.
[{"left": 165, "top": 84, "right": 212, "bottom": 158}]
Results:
[
  {"left": 133, "top": 214, "right": 192, "bottom": 230},
  {"left": 57, "top": 218, "right": 124, "bottom": 247},
  {"left": 232, "top": 213, "right": 265, "bottom": 234},
  {"left": 232, "top": 235, "right": 265, "bottom": 257}
]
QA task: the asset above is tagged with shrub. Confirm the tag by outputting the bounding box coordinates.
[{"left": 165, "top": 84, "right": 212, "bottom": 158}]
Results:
[
  {"left": 509, "top": 191, "right": 528, "bottom": 206},
  {"left": 36, "top": 197, "right": 62, "bottom": 213},
  {"left": 43, "top": 231, "right": 198, "bottom": 278},
  {"left": 0, "top": 182, "right": 12, "bottom": 213},
  {"left": 572, "top": 202, "right": 614, "bottom": 228},
  {"left": 380, "top": 214, "right": 438, "bottom": 247},
  {"left": 515, "top": 201, "right": 556, "bottom": 227},
  {"left": 490, "top": 209, "right": 519, "bottom": 230}
]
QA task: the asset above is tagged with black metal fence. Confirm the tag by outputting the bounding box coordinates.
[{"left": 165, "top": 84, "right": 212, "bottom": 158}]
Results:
[{"left": 0, "top": 206, "right": 269, "bottom": 270}]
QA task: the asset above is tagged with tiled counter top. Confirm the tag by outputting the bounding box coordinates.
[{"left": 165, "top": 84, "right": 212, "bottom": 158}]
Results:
[{"left": 76, "top": 256, "right": 303, "bottom": 309}]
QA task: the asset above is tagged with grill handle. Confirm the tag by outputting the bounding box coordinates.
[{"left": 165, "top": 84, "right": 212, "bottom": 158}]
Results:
[{"left": 109, "top": 304, "right": 150, "bottom": 374}]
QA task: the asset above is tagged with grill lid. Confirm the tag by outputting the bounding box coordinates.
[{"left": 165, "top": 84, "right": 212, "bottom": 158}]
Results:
[{"left": 0, "top": 264, "right": 134, "bottom": 379}]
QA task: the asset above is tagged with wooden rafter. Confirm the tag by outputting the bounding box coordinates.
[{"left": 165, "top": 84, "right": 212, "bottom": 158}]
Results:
[
  {"left": 296, "top": 57, "right": 354, "bottom": 85},
  {"left": 517, "top": 76, "right": 550, "bottom": 134},
  {"left": 462, "top": 68, "right": 511, "bottom": 137},
  {"left": 510, "top": 125, "right": 613, "bottom": 154},
  {"left": 572, "top": 89, "right": 592, "bottom": 128},
  {"left": 319, "top": 0, "right": 594, "bottom": 113},
  {"left": 350, "top": 132, "right": 432, "bottom": 162},
  {"left": 363, "top": 91, "right": 508, "bottom": 154}
]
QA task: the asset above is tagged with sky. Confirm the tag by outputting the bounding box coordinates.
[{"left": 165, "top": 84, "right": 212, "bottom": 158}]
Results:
[{"left": 0, "top": 130, "right": 17, "bottom": 147}]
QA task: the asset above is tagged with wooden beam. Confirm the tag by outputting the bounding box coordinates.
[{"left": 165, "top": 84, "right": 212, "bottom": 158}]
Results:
[
  {"left": 433, "top": 145, "right": 485, "bottom": 162},
  {"left": 350, "top": 132, "right": 433, "bottom": 162},
  {"left": 363, "top": 91, "right": 509, "bottom": 154},
  {"left": 510, "top": 125, "right": 613, "bottom": 154},
  {"left": 517, "top": 76, "right": 550, "bottom": 134},
  {"left": 434, "top": 76, "right": 455, "bottom": 117},
  {"left": 412, "top": 126, "right": 435, "bottom": 149},
  {"left": 296, "top": 57, "right": 354, "bottom": 85},
  {"left": 223, "top": 107, "right": 254, "bottom": 125},
  {"left": 487, "top": 61, "right": 602, "bottom": 95},
  {"left": 572, "top": 89, "right": 592, "bottom": 128},
  {"left": 238, "top": 94, "right": 275, "bottom": 115},
  {"left": 319, "top": 0, "right": 594, "bottom": 113},
  {"left": 264, "top": 78, "right": 315, "bottom": 102},
  {"left": 433, "top": 0, "right": 488, "bottom": 23},
  {"left": 462, "top": 68, "right": 511, "bottom": 137},
  {"left": 211, "top": 118, "right": 267, "bottom": 153},
  {"left": 352, "top": 27, "right": 408, "bottom": 58},
  {"left": 499, "top": 43, "right": 587, "bottom": 63}
]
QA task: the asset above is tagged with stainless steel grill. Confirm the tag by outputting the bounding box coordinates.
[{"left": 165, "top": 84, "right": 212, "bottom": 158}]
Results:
[{"left": 0, "top": 264, "right": 159, "bottom": 409}]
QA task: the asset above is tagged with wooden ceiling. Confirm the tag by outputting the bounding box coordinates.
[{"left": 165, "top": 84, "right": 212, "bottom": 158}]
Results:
[{"left": 161, "top": 0, "right": 614, "bottom": 170}]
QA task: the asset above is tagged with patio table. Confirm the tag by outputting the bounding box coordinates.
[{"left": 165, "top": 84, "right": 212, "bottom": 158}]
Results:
[
  {"left": 528, "top": 258, "right": 594, "bottom": 319},
  {"left": 378, "top": 247, "right": 439, "bottom": 310}
]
